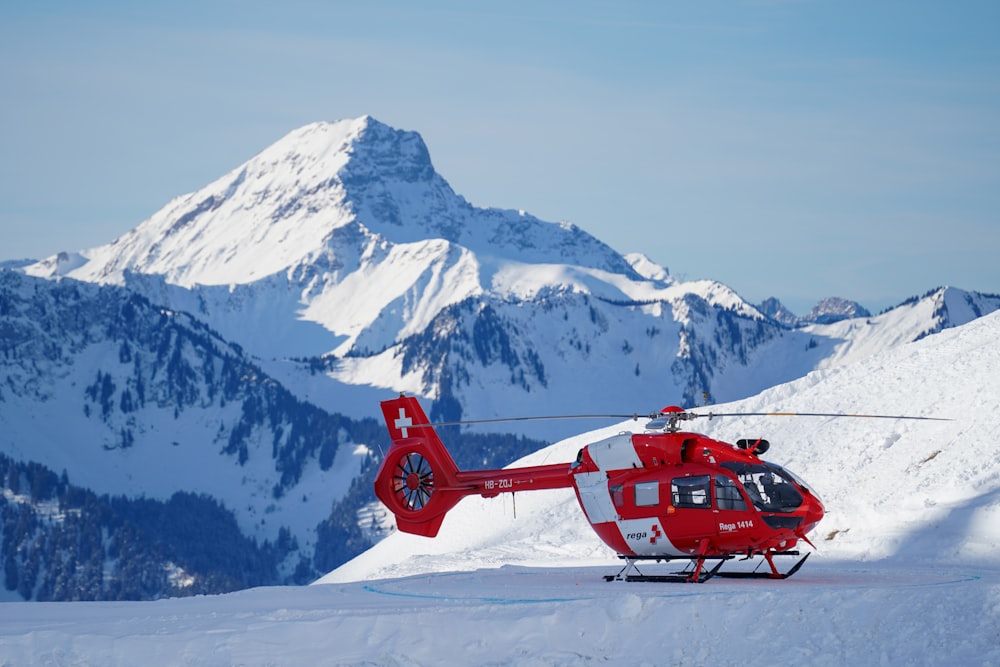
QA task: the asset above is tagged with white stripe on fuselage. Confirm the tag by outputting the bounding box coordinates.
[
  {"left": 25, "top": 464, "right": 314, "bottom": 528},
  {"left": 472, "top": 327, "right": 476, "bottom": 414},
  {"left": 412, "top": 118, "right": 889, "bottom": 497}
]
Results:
[
  {"left": 574, "top": 471, "right": 618, "bottom": 524},
  {"left": 576, "top": 434, "right": 685, "bottom": 557},
  {"left": 586, "top": 433, "right": 642, "bottom": 470},
  {"left": 615, "top": 517, "right": 685, "bottom": 557}
]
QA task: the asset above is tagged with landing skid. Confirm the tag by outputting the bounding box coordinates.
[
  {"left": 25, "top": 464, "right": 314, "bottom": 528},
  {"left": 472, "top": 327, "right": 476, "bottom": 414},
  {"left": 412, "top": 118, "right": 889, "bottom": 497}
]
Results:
[
  {"left": 604, "top": 551, "right": 809, "bottom": 583},
  {"left": 714, "top": 552, "right": 810, "bottom": 580}
]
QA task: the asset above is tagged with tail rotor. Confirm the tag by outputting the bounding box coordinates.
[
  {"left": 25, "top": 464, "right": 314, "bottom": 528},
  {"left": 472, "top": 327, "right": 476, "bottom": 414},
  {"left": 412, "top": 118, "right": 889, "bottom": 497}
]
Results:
[
  {"left": 394, "top": 451, "right": 435, "bottom": 510},
  {"left": 375, "top": 395, "right": 465, "bottom": 537}
]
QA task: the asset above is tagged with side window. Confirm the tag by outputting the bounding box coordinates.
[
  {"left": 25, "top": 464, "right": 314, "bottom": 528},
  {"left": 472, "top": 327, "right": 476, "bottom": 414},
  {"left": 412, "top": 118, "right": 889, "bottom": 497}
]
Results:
[
  {"left": 610, "top": 484, "right": 625, "bottom": 508},
  {"left": 672, "top": 475, "right": 711, "bottom": 508},
  {"left": 634, "top": 481, "right": 659, "bottom": 507},
  {"left": 715, "top": 476, "right": 748, "bottom": 511}
]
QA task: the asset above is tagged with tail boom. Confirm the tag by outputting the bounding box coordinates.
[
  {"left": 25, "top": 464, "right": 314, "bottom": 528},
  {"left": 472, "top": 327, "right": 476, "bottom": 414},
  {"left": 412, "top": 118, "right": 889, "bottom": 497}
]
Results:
[{"left": 374, "top": 396, "right": 572, "bottom": 537}]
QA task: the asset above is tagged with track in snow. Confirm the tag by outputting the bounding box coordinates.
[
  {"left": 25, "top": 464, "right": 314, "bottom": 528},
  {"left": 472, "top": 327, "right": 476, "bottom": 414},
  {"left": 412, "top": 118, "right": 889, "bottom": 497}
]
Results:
[{"left": 360, "top": 560, "right": 987, "bottom": 605}]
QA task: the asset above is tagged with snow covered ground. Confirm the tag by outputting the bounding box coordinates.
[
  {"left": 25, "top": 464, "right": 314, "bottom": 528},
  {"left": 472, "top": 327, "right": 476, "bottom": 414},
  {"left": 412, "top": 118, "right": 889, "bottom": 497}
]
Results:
[
  {"left": 2, "top": 561, "right": 997, "bottom": 666},
  {"left": 2, "top": 312, "right": 999, "bottom": 666}
]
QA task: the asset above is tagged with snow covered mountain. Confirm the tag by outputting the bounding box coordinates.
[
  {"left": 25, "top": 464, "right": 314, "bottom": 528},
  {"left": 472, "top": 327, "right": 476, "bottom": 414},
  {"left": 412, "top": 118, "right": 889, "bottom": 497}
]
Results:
[
  {"left": 802, "top": 296, "right": 871, "bottom": 324},
  {"left": 0, "top": 270, "right": 387, "bottom": 596},
  {"left": 23, "top": 116, "right": 998, "bottom": 435},
  {"left": 791, "top": 285, "right": 1000, "bottom": 370},
  {"left": 757, "top": 296, "right": 800, "bottom": 326},
  {"left": 758, "top": 294, "right": 871, "bottom": 325},
  {"left": 23, "top": 117, "right": 774, "bottom": 422},
  {"left": 0, "top": 270, "right": 551, "bottom": 599},
  {"left": 30, "top": 117, "right": 632, "bottom": 287},
  {"left": 25, "top": 116, "right": 635, "bottom": 359}
]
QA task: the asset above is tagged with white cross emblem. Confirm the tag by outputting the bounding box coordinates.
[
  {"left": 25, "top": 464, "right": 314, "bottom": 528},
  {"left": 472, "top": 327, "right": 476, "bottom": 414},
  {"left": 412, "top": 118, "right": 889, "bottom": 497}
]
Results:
[{"left": 395, "top": 408, "right": 413, "bottom": 438}]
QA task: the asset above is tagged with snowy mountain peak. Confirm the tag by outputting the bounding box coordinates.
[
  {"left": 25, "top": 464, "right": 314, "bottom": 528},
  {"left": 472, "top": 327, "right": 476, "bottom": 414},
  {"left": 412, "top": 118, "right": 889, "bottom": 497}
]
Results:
[
  {"left": 802, "top": 296, "right": 871, "bottom": 324},
  {"left": 624, "top": 253, "right": 671, "bottom": 285},
  {"left": 908, "top": 285, "right": 1000, "bottom": 336},
  {"left": 757, "top": 296, "right": 799, "bottom": 327},
  {"left": 26, "top": 116, "right": 632, "bottom": 289},
  {"left": 340, "top": 116, "right": 435, "bottom": 184},
  {"left": 268, "top": 116, "right": 436, "bottom": 196}
]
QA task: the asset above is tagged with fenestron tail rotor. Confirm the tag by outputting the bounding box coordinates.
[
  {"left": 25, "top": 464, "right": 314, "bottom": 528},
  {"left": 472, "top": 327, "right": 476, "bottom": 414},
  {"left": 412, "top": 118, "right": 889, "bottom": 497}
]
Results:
[{"left": 393, "top": 452, "right": 435, "bottom": 511}]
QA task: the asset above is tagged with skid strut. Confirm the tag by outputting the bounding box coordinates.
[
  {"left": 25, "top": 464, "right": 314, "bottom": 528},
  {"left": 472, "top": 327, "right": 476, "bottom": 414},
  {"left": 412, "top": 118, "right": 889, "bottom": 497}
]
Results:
[
  {"left": 604, "top": 551, "right": 810, "bottom": 583},
  {"left": 604, "top": 556, "right": 729, "bottom": 583}
]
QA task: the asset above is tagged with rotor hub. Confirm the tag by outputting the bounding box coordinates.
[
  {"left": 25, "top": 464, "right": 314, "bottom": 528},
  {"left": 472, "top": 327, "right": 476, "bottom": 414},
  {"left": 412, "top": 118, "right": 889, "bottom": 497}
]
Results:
[{"left": 405, "top": 472, "right": 421, "bottom": 491}]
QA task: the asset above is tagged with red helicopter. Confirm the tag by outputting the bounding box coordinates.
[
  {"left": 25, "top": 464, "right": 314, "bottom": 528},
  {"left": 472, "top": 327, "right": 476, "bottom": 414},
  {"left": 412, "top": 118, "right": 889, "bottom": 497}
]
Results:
[{"left": 373, "top": 394, "right": 941, "bottom": 582}]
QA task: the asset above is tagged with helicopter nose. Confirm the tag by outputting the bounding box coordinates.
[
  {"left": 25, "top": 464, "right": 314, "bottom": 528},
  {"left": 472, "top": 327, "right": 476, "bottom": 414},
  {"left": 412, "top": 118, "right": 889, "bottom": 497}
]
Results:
[{"left": 800, "top": 493, "right": 825, "bottom": 533}]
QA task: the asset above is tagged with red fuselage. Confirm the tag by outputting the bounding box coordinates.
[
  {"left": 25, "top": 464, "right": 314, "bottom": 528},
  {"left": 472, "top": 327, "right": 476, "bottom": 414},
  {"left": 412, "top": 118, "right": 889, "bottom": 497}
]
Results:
[{"left": 374, "top": 396, "right": 825, "bottom": 559}]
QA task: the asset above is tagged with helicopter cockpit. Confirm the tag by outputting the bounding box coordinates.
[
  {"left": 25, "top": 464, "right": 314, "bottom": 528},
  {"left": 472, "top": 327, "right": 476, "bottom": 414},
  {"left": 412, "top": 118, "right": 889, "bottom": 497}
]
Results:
[{"left": 722, "top": 461, "right": 805, "bottom": 513}]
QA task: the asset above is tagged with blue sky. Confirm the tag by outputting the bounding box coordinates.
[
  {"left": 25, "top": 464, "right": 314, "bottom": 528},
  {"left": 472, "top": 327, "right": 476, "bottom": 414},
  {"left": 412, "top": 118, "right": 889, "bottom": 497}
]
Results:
[{"left": 2, "top": 1, "right": 998, "bottom": 314}]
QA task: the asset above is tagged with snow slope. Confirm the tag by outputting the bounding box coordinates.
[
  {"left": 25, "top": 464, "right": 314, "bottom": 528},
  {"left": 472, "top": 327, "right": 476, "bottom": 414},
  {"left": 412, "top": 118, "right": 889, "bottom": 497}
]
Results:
[
  {"left": 1, "top": 562, "right": 996, "bottom": 666},
  {"left": 1, "top": 310, "right": 997, "bottom": 666}
]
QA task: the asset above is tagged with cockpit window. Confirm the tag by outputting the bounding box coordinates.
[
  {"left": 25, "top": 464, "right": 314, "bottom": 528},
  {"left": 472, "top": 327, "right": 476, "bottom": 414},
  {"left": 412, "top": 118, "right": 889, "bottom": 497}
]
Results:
[
  {"left": 766, "top": 462, "right": 813, "bottom": 494},
  {"left": 715, "top": 475, "right": 748, "bottom": 511},
  {"left": 721, "top": 462, "right": 804, "bottom": 513}
]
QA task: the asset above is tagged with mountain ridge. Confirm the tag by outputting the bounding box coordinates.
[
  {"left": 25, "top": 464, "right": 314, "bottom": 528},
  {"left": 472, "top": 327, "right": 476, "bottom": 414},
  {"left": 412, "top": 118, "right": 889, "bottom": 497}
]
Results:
[
  {"left": 18, "top": 117, "right": 1000, "bottom": 433},
  {"left": 27, "top": 116, "right": 634, "bottom": 288}
]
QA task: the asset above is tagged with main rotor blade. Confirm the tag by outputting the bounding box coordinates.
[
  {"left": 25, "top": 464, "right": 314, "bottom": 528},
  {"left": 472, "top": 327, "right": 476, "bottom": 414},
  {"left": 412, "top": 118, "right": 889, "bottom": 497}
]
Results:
[
  {"left": 691, "top": 411, "right": 953, "bottom": 421},
  {"left": 411, "top": 410, "right": 953, "bottom": 429},
  {"left": 410, "top": 413, "right": 648, "bottom": 428}
]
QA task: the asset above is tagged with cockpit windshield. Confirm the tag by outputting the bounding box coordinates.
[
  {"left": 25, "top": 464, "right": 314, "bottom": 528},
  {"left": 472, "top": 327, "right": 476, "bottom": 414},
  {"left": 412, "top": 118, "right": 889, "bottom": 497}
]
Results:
[{"left": 721, "top": 461, "right": 804, "bottom": 513}]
